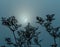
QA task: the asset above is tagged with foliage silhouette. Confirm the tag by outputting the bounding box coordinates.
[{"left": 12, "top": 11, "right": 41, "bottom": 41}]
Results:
[
  {"left": 1, "top": 14, "right": 60, "bottom": 47},
  {"left": 36, "top": 14, "right": 60, "bottom": 47},
  {"left": 1, "top": 16, "right": 41, "bottom": 47}
]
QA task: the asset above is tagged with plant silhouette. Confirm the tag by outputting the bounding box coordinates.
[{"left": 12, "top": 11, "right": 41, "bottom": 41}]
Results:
[
  {"left": 1, "top": 16, "right": 41, "bottom": 47},
  {"left": 1, "top": 14, "right": 60, "bottom": 47},
  {"left": 36, "top": 14, "right": 60, "bottom": 47}
]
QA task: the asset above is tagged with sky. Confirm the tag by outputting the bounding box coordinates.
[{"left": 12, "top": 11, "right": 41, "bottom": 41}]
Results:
[{"left": 0, "top": 0, "right": 60, "bottom": 47}]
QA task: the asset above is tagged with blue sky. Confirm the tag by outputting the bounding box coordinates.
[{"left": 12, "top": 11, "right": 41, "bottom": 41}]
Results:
[{"left": 0, "top": 0, "right": 60, "bottom": 47}]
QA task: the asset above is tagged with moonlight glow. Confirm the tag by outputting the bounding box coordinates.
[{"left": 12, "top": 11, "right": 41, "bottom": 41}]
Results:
[
  {"left": 15, "top": 7, "right": 35, "bottom": 25},
  {"left": 21, "top": 14, "right": 29, "bottom": 23},
  {"left": 16, "top": 11, "right": 31, "bottom": 25}
]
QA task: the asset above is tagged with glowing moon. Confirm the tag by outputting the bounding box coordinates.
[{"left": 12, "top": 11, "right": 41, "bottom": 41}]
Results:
[
  {"left": 17, "top": 12, "right": 31, "bottom": 25},
  {"left": 24, "top": 18, "right": 28, "bottom": 23},
  {"left": 21, "top": 15, "right": 28, "bottom": 24}
]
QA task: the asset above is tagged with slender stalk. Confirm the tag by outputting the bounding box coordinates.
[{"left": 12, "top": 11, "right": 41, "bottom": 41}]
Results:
[
  {"left": 51, "top": 37, "right": 57, "bottom": 47},
  {"left": 12, "top": 31, "right": 21, "bottom": 47},
  {"left": 12, "top": 31, "right": 17, "bottom": 44},
  {"left": 53, "top": 37, "right": 57, "bottom": 47},
  {"left": 9, "top": 26, "right": 17, "bottom": 44},
  {"left": 54, "top": 37, "right": 56, "bottom": 45}
]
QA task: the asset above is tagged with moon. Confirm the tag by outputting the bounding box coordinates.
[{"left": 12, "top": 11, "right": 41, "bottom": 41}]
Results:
[
  {"left": 21, "top": 14, "right": 29, "bottom": 24},
  {"left": 16, "top": 12, "right": 31, "bottom": 26}
]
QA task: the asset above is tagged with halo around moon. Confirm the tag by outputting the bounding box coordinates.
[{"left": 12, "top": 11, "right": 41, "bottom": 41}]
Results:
[{"left": 14, "top": 6, "right": 36, "bottom": 26}]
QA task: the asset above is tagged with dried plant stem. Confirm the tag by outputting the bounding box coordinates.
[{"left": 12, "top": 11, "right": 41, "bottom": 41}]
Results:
[
  {"left": 53, "top": 37, "right": 57, "bottom": 47},
  {"left": 12, "top": 31, "right": 17, "bottom": 44},
  {"left": 54, "top": 38, "right": 56, "bottom": 45}
]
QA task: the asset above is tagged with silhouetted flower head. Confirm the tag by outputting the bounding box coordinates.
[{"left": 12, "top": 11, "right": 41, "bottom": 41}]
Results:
[
  {"left": 46, "top": 14, "right": 55, "bottom": 22},
  {"left": 16, "top": 23, "right": 41, "bottom": 47},
  {"left": 24, "top": 23, "right": 38, "bottom": 38},
  {"left": 36, "top": 16, "right": 44, "bottom": 25},
  {"left": 50, "top": 27, "right": 60, "bottom": 38},
  {"left": 1, "top": 16, "right": 21, "bottom": 31}
]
